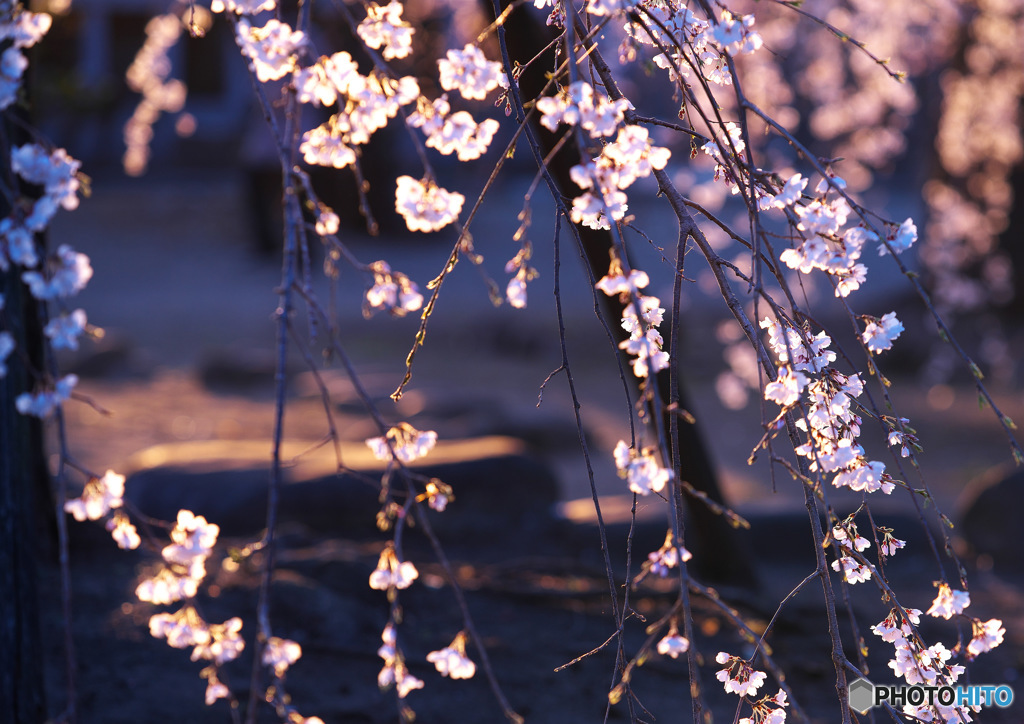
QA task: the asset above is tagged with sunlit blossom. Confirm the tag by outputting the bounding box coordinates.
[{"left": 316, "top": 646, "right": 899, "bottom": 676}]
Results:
[{"left": 64, "top": 469, "right": 125, "bottom": 522}]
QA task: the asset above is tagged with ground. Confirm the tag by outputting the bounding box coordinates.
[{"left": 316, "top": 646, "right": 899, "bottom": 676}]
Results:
[{"left": 36, "top": 170, "right": 1024, "bottom": 722}]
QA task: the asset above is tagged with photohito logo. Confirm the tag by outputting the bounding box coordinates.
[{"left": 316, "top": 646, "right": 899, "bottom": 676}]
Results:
[{"left": 847, "top": 677, "right": 1014, "bottom": 714}]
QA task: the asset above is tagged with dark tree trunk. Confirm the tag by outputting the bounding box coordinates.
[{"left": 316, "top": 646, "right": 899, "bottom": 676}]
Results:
[
  {"left": 0, "top": 265, "right": 48, "bottom": 724},
  {"left": 493, "top": 3, "right": 753, "bottom": 584}
]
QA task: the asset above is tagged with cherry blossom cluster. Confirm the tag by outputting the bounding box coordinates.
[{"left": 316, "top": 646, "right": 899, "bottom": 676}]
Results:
[
  {"left": 536, "top": 81, "right": 632, "bottom": 138},
  {"left": 656, "top": 624, "right": 689, "bottom": 659},
  {"left": 644, "top": 531, "right": 691, "bottom": 579},
  {"left": 739, "top": 690, "right": 789, "bottom": 724},
  {"left": 537, "top": 82, "right": 668, "bottom": 229},
  {"left": 869, "top": 581, "right": 1005, "bottom": 722},
  {"left": 236, "top": 18, "right": 305, "bottom": 83},
  {"left": 612, "top": 439, "right": 672, "bottom": 495},
  {"left": 623, "top": 3, "right": 762, "bottom": 87},
  {"left": 503, "top": 243, "right": 538, "bottom": 309},
  {"left": 0, "top": 8, "right": 51, "bottom": 110},
  {"left": 363, "top": 260, "right": 424, "bottom": 317},
  {"left": 569, "top": 125, "right": 671, "bottom": 229},
  {"left": 136, "top": 509, "right": 220, "bottom": 605},
  {"left": 11, "top": 143, "right": 82, "bottom": 234},
  {"left": 63, "top": 469, "right": 142, "bottom": 548},
  {"left": 393, "top": 175, "right": 465, "bottom": 233},
  {"left": 596, "top": 264, "right": 669, "bottom": 378},
  {"left": 760, "top": 316, "right": 902, "bottom": 498},
  {"left": 377, "top": 624, "right": 424, "bottom": 698},
  {"left": 713, "top": 653, "right": 789, "bottom": 723},
  {"left": 366, "top": 422, "right": 438, "bottom": 464},
  {"left": 408, "top": 95, "right": 500, "bottom": 162},
  {"left": 829, "top": 518, "right": 873, "bottom": 585},
  {"left": 437, "top": 44, "right": 506, "bottom": 101},
  {"left": 123, "top": 12, "right": 194, "bottom": 176},
  {"left": 369, "top": 544, "right": 419, "bottom": 590},
  {"left": 427, "top": 631, "right": 476, "bottom": 679},
  {"left": 296, "top": 53, "right": 419, "bottom": 169},
  {"left": 715, "top": 652, "right": 768, "bottom": 697},
  {"left": 1, "top": 149, "right": 92, "bottom": 408},
  {"left": 356, "top": 1, "right": 413, "bottom": 60}
]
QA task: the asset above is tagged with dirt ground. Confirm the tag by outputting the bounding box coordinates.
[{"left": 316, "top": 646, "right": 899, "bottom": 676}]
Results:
[{"left": 36, "top": 170, "right": 1024, "bottom": 722}]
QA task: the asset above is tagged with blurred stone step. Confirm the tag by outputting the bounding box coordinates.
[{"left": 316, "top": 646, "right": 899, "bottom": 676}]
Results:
[{"left": 124, "top": 436, "right": 560, "bottom": 542}]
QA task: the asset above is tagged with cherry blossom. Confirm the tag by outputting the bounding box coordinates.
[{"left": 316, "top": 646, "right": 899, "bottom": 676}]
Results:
[
  {"left": 0, "top": 331, "right": 13, "bottom": 377},
  {"left": 832, "top": 522, "right": 870, "bottom": 553},
  {"left": 293, "top": 52, "right": 360, "bottom": 108},
  {"left": 210, "top": 0, "right": 275, "bottom": 14},
  {"left": 200, "top": 667, "right": 230, "bottom": 706},
  {"left": 408, "top": 96, "right": 500, "bottom": 161},
  {"left": 315, "top": 207, "right": 340, "bottom": 236},
  {"left": 656, "top": 631, "right": 690, "bottom": 659},
  {"left": 106, "top": 513, "right": 141, "bottom": 550},
  {"left": 966, "top": 618, "right": 1004, "bottom": 659},
  {"left": 64, "top": 470, "right": 125, "bottom": 522},
  {"left": 16, "top": 373, "right": 78, "bottom": 418},
  {"left": 11, "top": 144, "right": 81, "bottom": 223},
  {"left": 740, "top": 690, "right": 789, "bottom": 724},
  {"left": 612, "top": 440, "right": 672, "bottom": 495},
  {"left": 926, "top": 582, "right": 970, "bottom": 620},
  {"left": 831, "top": 554, "right": 872, "bottom": 584},
  {"left": 878, "top": 528, "right": 906, "bottom": 558},
  {"left": 881, "top": 217, "right": 918, "bottom": 255},
  {"left": 364, "top": 261, "right": 423, "bottom": 317},
  {"left": 871, "top": 607, "right": 922, "bottom": 645},
  {"left": 427, "top": 632, "right": 476, "bottom": 679},
  {"left": 369, "top": 546, "right": 419, "bottom": 591},
  {"left": 772, "top": 173, "right": 808, "bottom": 208},
  {"left": 162, "top": 510, "right": 220, "bottom": 567},
  {"left": 44, "top": 309, "right": 87, "bottom": 350},
  {"left": 22, "top": 245, "right": 93, "bottom": 300},
  {"left": 764, "top": 366, "right": 809, "bottom": 408},
  {"left": 832, "top": 459, "right": 892, "bottom": 494},
  {"left": 190, "top": 617, "right": 245, "bottom": 664},
  {"left": 394, "top": 176, "right": 464, "bottom": 233},
  {"left": 299, "top": 123, "right": 357, "bottom": 169},
  {"left": 236, "top": 18, "right": 304, "bottom": 83},
  {"left": 709, "top": 10, "right": 763, "bottom": 56},
  {"left": 366, "top": 423, "right": 438, "bottom": 463},
  {"left": 586, "top": 0, "right": 638, "bottom": 16},
  {"left": 357, "top": 1, "right": 413, "bottom": 60},
  {"left": 263, "top": 636, "right": 303, "bottom": 675},
  {"left": 595, "top": 267, "right": 649, "bottom": 296},
  {"left": 423, "top": 480, "right": 451, "bottom": 512},
  {"left": 136, "top": 567, "right": 202, "bottom": 605},
  {"left": 715, "top": 652, "right": 767, "bottom": 697},
  {"left": 377, "top": 624, "right": 424, "bottom": 698},
  {"left": 647, "top": 533, "right": 692, "bottom": 577},
  {"left": 0, "top": 9, "right": 51, "bottom": 110},
  {"left": 862, "top": 312, "right": 904, "bottom": 353},
  {"left": 536, "top": 81, "right": 632, "bottom": 137},
  {"left": 437, "top": 45, "right": 505, "bottom": 101}
]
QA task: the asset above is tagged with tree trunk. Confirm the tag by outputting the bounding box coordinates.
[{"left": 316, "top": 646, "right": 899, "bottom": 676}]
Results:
[
  {"left": 494, "top": 3, "right": 753, "bottom": 584},
  {"left": 0, "top": 265, "right": 48, "bottom": 724}
]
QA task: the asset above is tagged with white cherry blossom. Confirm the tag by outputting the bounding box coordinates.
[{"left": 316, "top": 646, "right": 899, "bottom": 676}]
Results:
[
  {"left": 438, "top": 45, "right": 505, "bottom": 101},
  {"left": 236, "top": 18, "right": 304, "bottom": 83},
  {"left": 366, "top": 423, "right": 437, "bottom": 463},
  {"left": 862, "top": 312, "right": 904, "bottom": 353},
  {"left": 263, "top": 636, "right": 302, "bottom": 675},
  {"left": 394, "top": 176, "right": 464, "bottom": 233},
  {"left": 64, "top": 470, "right": 126, "bottom": 522},
  {"left": 656, "top": 632, "right": 690, "bottom": 659},
  {"left": 357, "top": 1, "right": 413, "bottom": 60},
  {"left": 926, "top": 583, "right": 970, "bottom": 620}
]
